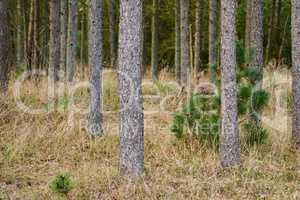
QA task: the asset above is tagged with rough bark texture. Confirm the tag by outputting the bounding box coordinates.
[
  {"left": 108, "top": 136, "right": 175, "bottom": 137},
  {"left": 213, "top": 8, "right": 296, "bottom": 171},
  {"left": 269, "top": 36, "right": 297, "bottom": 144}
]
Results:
[
  {"left": 292, "top": 0, "right": 300, "bottom": 149},
  {"left": 175, "top": 0, "right": 181, "bottom": 84},
  {"left": 88, "top": 0, "right": 103, "bottom": 136},
  {"left": 118, "top": 0, "right": 144, "bottom": 178},
  {"left": 27, "top": 0, "right": 34, "bottom": 73},
  {"left": 60, "top": 0, "right": 67, "bottom": 73},
  {"left": 209, "top": 0, "right": 218, "bottom": 82},
  {"left": 194, "top": 0, "right": 203, "bottom": 73},
  {"left": 0, "top": 0, "right": 9, "bottom": 92},
  {"left": 250, "top": 0, "right": 264, "bottom": 89},
  {"left": 67, "top": 0, "right": 78, "bottom": 82},
  {"left": 245, "top": 0, "right": 252, "bottom": 50},
  {"left": 16, "top": 0, "right": 22, "bottom": 65},
  {"left": 49, "top": 0, "right": 61, "bottom": 81},
  {"left": 180, "top": 0, "right": 190, "bottom": 87},
  {"left": 108, "top": 0, "right": 117, "bottom": 68},
  {"left": 33, "top": 0, "right": 40, "bottom": 70},
  {"left": 151, "top": 0, "right": 159, "bottom": 81},
  {"left": 220, "top": 0, "right": 241, "bottom": 167}
]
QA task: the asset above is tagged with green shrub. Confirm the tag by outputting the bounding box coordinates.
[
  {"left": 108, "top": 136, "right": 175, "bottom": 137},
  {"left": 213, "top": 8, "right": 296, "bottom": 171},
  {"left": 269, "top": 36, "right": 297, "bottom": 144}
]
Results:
[
  {"left": 50, "top": 173, "right": 74, "bottom": 196},
  {"left": 244, "top": 123, "right": 268, "bottom": 146}
]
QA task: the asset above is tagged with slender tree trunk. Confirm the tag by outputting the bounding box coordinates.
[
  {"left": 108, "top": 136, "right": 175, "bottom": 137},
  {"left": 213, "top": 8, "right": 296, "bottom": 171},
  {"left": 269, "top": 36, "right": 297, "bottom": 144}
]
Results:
[
  {"left": 88, "top": 0, "right": 103, "bottom": 136},
  {"left": 33, "top": 0, "right": 40, "bottom": 70},
  {"left": 60, "top": 0, "right": 68, "bottom": 74},
  {"left": 16, "top": 0, "right": 22, "bottom": 65},
  {"left": 250, "top": 0, "right": 264, "bottom": 89},
  {"left": 194, "top": 0, "right": 202, "bottom": 73},
  {"left": 292, "top": 0, "right": 300, "bottom": 149},
  {"left": 118, "top": 0, "right": 144, "bottom": 178},
  {"left": 245, "top": 0, "right": 252, "bottom": 50},
  {"left": 27, "top": 0, "right": 34, "bottom": 74},
  {"left": 80, "top": 9, "right": 86, "bottom": 80},
  {"left": 209, "top": 0, "right": 218, "bottom": 83},
  {"left": 175, "top": 0, "right": 181, "bottom": 84},
  {"left": 0, "top": 0, "right": 9, "bottom": 92},
  {"left": 265, "top": 0, "right": 276, "bottom": 64},
  {"left": 67, "top": 0, "right": 78, "bottom": 82},
  {"left": 180, "top": 0, "right": 190, "bottom": 87},
  {"left": 108, "top": 0, "right": 117, "bottom": 68},
  {"left": 49, "top": 0, "right": 61, "bottom": 81},
  {"left": 275, "top": 0, "right": 282, "bottom": 60},
  {"left": 220, "top": 0, "right": 241, "bottom": 167},
  {"left": 151, "top": 0, "right": 159, "bottom": 81}
]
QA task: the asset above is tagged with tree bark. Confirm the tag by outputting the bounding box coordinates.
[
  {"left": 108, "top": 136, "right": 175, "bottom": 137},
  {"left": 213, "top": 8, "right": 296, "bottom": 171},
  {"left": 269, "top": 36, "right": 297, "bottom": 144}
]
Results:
[
  {"left": 60, "top": 0, "right": 68, "bottom": 74},
  {"left": 265, "top": 0, "right": 276, "bottom": 63},
  {"left": 0, "top": 0, "right": 9, "bottom": 92},
  {"left": 151, "top": 0, "right": 159, "bottom": 81},
  {"left": 175, "top": 0, "right": 180, "bottom": 84},
  {"left": 180, "top": 0, "right": 190, "bottom": 87},
  {"left": 245, "top": 0, "right": 252, "bottom": 50},
  {"left": 194, "top": 0, "right": 203, "bottom": 73},
  {"left": 108, "top": 0, "right": 117, "bottom": 68},
  {"left": 118, "top": 0, "right": 144, "bottom": 178},
  {"left": 16, "top": 0, "right": 22, "bottom": 65},
  {"left": 49, "top": 0, "right": 61, "bottom": 81},
  {"left": 88, "top": 0, "right": 103, "bottom": 136},
  {"left": 209, "top": 0, "right": 218, "bottom": 83},
  {"left": 67, "top": 0, "right": 78, "bottom": 82},
  {"left": 292, "top": 0, "right": 300, "bottom": 149},
  {"left": 220, "top": 0, "right": 241, "bottom": 167}
]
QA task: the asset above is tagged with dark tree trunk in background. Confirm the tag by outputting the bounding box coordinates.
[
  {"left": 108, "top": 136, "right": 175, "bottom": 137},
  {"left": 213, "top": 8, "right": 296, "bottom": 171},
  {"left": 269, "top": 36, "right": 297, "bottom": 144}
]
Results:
[
  {"left": 209, "top": 0, "right": 218, "bottom": 83},
  {"left": 151, "top": 0, "right": 159, "bottom": 81},
  {"left": 67, "top": 0, "right": 78, "bottom": 82},
  {"left": 27, "top": 0, "right": 34, "bottom": 74},
  {"left": 180, "top": 0, "right": 190, "bottom": 87},
  {"left": 175, "top": 0, "right": 181, "bottom": 84},
  {"left": 108, "top": 0, "right": 117, "bottom": 68},
  {"left": 16, "top": 0, "right": 22, "bottom": 65},
  {"left": 265, "top": 0, "right": 276, "bottom": 63},
  {"left": 0, "top": 0, "right": 9, "bottom": 92},
  {"left": 220, "top": 0, "right": 241, "bottom": 167},
  {"left": 194, "top": 0, "right": 203, "bottom": 73},
  {"left": 33, "top": 0, "right": 40, "bottom": 70},
  {"left": 292, "top": 0, "right": 300, "bottom": 149},
  {"left": 245, "top": 0, "right": 252, "bottom": 50},
  {"left": 88, "top": 0, "right": 103, "bottom": 136},
  {"left": 118, "top": 0, "right": 144, "bottom": 178},
  {"left": 60, "top": 0, "right": 67, "bottom": 74}
]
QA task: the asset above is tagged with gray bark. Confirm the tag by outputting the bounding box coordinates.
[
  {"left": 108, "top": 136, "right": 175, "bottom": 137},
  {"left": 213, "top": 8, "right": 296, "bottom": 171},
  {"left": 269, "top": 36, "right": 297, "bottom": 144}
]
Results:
[
  {"left": 194, "top": 0, "right": 203, "bottom": 72},
  {"left": 118, "top": 0, "right": 144, "bottom": 178},
  {"left": 292, "top": 0, "right": 300, "bottom": 149},
  {"left": 0, "top": 0, "right": 9, "bottom": 92},
  {"left": 60, "top": 0, "right": 68, "bottom": 74},
  {"left": 220, "top": 0, "right": 241, "bottom": 167},
  {"left": 175, "top": 0, "right": 180, "bottom": 84},
  {"left": 16, "top": 0, "right": 22, "bottom": 65},
  {"left": 180, "top": 0, "right": 190, "bottom": 87},
  {"left": 108, "top": 0, "right": 117, "bottom": 68},
  {"left": 88, "top": 0, "right": 103, "bottom": 136},
  {"left": 67, "top": 0, "right": 79, "bottom": 82},
  {"left": 209, "top": 0, "right": 218, "bottom": 82},
  {"left": 151, "top": 0, "right": 159, "bottom": 81},
  {"left": 49, "top": 0, "right": 61, "bottom": 81}
]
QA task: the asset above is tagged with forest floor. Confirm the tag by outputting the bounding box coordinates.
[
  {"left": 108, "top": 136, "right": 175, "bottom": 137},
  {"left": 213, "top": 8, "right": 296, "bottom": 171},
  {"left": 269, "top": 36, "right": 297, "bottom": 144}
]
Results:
[{"left": 0, "top": 67, "right": 299, "bottom": 199}]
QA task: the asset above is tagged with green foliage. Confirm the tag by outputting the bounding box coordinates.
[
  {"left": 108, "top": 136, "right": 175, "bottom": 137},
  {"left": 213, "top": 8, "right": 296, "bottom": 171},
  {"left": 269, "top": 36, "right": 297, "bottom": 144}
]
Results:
[
  {"left": 243, "top": 123, "right": 268, "bottom": 146},
  {"left": 252, "top": 90, "right": 269, "bottom": 112},
  {"left": 50, "top": 173, "right": 74, "bottom": 196}
]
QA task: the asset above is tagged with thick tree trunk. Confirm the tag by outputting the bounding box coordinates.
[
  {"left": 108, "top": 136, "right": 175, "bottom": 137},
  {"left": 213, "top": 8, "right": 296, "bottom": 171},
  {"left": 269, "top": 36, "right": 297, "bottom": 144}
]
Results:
[
  {"left": 180, "top": 0, "right": 190, "bottom": 87},
  {"left": 209, "top": 0, "right": 218, "bottom": 83},
  {"left": 151, "top": 0, "right": 159, "bottom": 81},
  {"left": 194, "top": 0, "right": 203, "bottom": 73},
  {"left": 108, "top": 0, "right": 117, "bottom": 68},
  {"left": 49, "top": 0, "right": 61, "bottom": 81},
  {"left": 175, "top": 0, "right": 180, "bottom": 84},
  {"left": 220, "top": 0, "right": 241, "bottom": 167},
  {"left": 118, "top": 0, "right": 144, "bottom": 178},
  {"left": 60, "top": 0, "right": 67, "bottom": 74},
  {"left": 67, "top": 0, "right": 78, "bottom": 82},
  {"left": 0, "top": 0, "right": 9, "bottom": 92},
  {"left": 250, "top": 0, "right": 264, "bottom": 89},
  {"left": 88, "top": 0, "right": 103, "bottom": 136},
  {"left": 292, "top": 0, "right": 300, "bottom": 149}
]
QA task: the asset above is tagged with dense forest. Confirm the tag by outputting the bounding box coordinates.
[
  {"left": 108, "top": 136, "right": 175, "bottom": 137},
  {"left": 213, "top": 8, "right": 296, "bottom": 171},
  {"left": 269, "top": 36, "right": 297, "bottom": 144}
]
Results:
[{"left": 0, "top": 0, "right": 300, "bottom": 199}]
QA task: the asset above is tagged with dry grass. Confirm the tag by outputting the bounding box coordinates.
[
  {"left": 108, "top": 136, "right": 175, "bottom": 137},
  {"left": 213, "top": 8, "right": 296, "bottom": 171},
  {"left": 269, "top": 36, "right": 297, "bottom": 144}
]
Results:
[{"left": 0, "top": 69, "right": 299, "bottom": 199}]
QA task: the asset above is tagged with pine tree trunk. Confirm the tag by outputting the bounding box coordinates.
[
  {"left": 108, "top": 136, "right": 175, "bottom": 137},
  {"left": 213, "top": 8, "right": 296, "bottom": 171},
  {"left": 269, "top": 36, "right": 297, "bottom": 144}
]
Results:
[
  {"left": 194, "top": 0, "right": 202, "bottom": 73},
  {"left": 80, "top": 9, "right": 86, "bottom": 80},
  {"left": 67, "top": 0, "right": 78, "bottom": 82},
  {"left": 88, "top": 0, "right": 103, "bottom": 136},
  {"left": 250, "top": 0, "right": 264, "bottom": 89},
  {"left": 0, "top": 0, "right": 9, "bottom": 92},
  {"left": 220, "top": 0, "right": 241, "bottom": 167},
  {"left": 49, "top": 0, "right": 61, "bottom": 81},
  {"left": 209, "top": 0, "right": 218, "bottom": 83},
  {"left": 265, "top": 0, "right": 276, "bottom": 63},
  {"left": 16, "top": 0, "right": 22, "bottom": 65},
  {"left": 175, "top": 0, "right": 181, "bottom": 84},
  {"left": 33, "top": 0, "right": 40, "bottom": 70},
  {"left": 151, "top": 0, "right": 159, "bottom": 81},
  {"left": 292, "top": 0, "right": 300, "bottom": 149},
  {"left": 245, "top": 0, "right": 252, "bottom": 50},
  {"left": 180, "top": 0, "right": 190, "bottom": 87},
  {"left": 108, "top": 0, "right": 117, "bottom": 68},
  {"left": 118, "top": 0, "right": 144, "bottom": 178},
  {"left": 27, "top": 0, "right": 34, "bottom": 74},
  {"left": 60, "top": 0, "right": 67, "bottom": 74}
]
